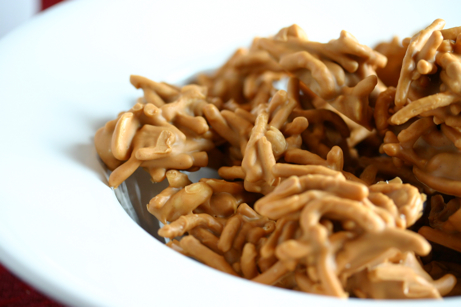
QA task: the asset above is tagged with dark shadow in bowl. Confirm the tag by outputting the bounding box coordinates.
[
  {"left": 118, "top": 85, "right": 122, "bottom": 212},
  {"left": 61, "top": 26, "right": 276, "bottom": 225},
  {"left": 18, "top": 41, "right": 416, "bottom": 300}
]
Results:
[
  {"left": 99, "top": 158, "right": 220, "bottom": 243},
  {"left": 98, "top": 160, "right": 168, "bottom": 242}
]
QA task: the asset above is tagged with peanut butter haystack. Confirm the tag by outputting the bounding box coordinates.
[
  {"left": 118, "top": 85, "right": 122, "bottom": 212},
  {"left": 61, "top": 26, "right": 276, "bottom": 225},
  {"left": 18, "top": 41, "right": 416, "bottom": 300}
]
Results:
[{"left": 95, "top": 20, "right": 461, "bottom": 299}]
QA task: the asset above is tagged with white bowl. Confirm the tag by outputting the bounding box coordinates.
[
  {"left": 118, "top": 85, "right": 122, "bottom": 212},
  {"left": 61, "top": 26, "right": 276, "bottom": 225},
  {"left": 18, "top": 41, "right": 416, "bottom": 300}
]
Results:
[{"left": 0, "top": 0, "right": 460, "bottom": 306}]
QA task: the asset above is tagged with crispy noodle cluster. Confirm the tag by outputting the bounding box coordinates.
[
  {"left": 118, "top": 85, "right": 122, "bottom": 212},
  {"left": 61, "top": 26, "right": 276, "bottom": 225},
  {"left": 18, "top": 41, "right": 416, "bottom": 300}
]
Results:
[{"left": 95, "top": 20, "right": 461, "bottom": 299}]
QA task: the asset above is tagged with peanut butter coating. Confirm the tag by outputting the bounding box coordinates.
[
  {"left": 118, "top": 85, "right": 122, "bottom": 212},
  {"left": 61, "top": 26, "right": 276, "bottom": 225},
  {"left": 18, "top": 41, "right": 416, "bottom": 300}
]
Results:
[{"left": 94, "top": 20, "right": 461, "bottom": 300}]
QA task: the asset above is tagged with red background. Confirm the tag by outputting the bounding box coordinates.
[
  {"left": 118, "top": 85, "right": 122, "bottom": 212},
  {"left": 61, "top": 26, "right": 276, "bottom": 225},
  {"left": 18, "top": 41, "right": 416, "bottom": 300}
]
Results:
[
  {"left": 41, "top": 0, "right": 63, "bottom": 10},
  {"left": 0, "top": 2, "right": 65, "bottom": 306}
]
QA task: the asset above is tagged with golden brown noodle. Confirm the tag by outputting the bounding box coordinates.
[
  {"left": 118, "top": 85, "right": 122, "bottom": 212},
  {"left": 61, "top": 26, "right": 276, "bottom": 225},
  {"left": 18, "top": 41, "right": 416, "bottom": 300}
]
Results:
[{"left": 95, "top": 20, "right": 461, "bottom": 299}]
